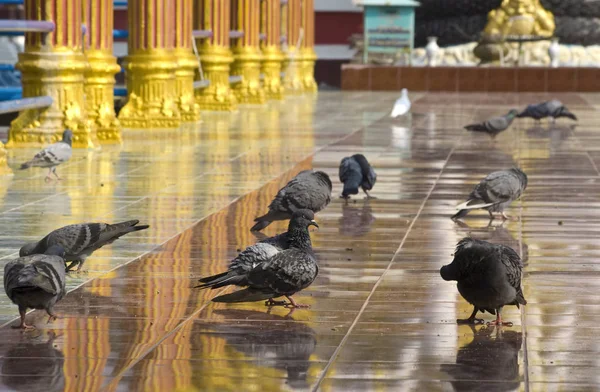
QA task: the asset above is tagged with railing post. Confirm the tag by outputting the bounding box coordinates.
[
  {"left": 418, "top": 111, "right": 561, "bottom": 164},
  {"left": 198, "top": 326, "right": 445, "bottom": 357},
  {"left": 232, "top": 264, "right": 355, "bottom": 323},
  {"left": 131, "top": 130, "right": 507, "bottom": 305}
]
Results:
[
  {"left": 118, "top": 0, "right": 181, "bottom": 128},
  {"left": 174, "top": 0, "right": 201, "bottom": 121},
  {"left": 300, "top": 0, "right": 316, "bottom": 92},
  {"left": 193, "top": 0, "right": 237, "bottom": 111},
  {"left": 260, "top": 0, "right": 285, "bottom": 100},
  {"left": 230, "top": 0, "right": 265, "bottom": 104},
  {"left": 84, "top": 0, "right": 122, "bottom": 143},
  {"left": 7, "top": 0, "right": 97, "bottom": 148}
]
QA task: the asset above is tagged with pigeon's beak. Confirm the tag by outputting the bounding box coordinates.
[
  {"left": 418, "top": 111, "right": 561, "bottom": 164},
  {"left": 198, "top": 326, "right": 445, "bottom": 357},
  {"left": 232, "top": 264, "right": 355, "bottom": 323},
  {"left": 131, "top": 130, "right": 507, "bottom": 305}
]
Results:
[{"left": 309, "top": 220, "right": 319, "bottom": 229}]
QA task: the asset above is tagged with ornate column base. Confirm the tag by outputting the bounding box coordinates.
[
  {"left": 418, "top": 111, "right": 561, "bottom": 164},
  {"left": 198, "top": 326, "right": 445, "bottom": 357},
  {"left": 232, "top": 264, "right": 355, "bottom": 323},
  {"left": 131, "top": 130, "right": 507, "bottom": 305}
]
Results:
[
  {"left": 118, "top": 50, "right": 181, "bottom": 128},
  {"left": 261, "top": 46, "right": 285, "bottom": 100},
  {"left": 0, "top": 143, "right": 13, "bottom": 176},
  {"left": 300, "top": 47, "right": 317, "bottom": 93},
  {"left": 175, "top": 49, "right": 201, "bottom": 122},
  {"left": 195, "top": 45, "right": 238, "bottom": 111},
  {"left": 85, "top": 50, "right": 122, "bottom": 144},
  {"left": 282, "top": 47, "right": 304, "bottom": 95},
  {"left": 7, "top": 51, "right": 97, "bottom": 149},
  {"left": 231, "top": 47, "right": 266, "bottom": 104}
]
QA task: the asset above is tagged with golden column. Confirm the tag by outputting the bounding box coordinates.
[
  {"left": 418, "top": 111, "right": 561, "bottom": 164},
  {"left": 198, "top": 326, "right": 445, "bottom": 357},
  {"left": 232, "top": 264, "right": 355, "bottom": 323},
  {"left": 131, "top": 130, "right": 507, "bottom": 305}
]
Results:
[
  {"left": 118, "top": 0, "right": 181, "bottom": 128},
  {"left": 282, "top": 0, "right": 303, "bottom": 94},
  {"left": 7, "top": 0, "right": 96, "bottom": 148},
  {"left": 300, "top": 0, "right": 317, "bottom": 92},
  {"left": 174, "top": 0, "right": 201, "bottom": 121},
  {"left": 83, "top": 0, "right": 122, "bottom": 143},
  {"left": 230, "top": 0, "right": 266, "bottom": 104},
  {"left": 260, "top": 0, "right": 284, "bottom": 100},
  {"left": 193, "top": 0, "right": 238, "bottom": 111}
]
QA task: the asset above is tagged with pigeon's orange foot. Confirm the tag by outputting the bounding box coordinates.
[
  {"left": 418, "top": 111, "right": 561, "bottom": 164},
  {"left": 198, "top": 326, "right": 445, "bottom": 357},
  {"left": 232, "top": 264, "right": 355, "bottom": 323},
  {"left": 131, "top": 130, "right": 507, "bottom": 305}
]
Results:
[
  {"left": 457, "top": 317, "right": 484, "bottom": 325},
  {"left": 12, "top": 323, "right": 35, "bottom": 330},
  {"left": 487, "top": 319, "right": 513, "bottom": 327},
  {"left": 285, "top": 296, "right": 310, "bottom": 308}
]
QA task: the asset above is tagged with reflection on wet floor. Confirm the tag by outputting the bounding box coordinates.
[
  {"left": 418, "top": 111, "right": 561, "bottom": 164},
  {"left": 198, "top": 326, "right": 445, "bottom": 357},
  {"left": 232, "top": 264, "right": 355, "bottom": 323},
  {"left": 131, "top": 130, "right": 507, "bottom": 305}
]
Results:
[{"left": 0, "top": 91, "right": 598, "bottom": 391}]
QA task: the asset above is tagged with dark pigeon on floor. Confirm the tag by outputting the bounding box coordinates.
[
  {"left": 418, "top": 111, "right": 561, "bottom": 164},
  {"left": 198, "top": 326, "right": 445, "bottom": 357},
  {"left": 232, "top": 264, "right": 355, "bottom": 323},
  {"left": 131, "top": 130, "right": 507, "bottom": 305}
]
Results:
[
  {"left": 440, "top": 238, "right": 527, "bottom": 326},
  {"left": 517, "top": 100, "right": 577, "bottom": 123},
  {"left": 452, "top": 168, "right": 527, "bottom": 221},
  {"left": 4, "top": 245, "right": 67, "bottom": 329},
  {"left": 19, "top": 220, "right": 150, "bottom": 272},
  {"left": 464, "top": 109, "right": 519, "bottom": 138},
  {"left": 208, "top": 210, "right": 319, "bottom": 308},
  {"left": 251, "top": 170, "right": 332, "bottom": 232},
  {"left": 339, "top": 154, "right": 377, "bottom": 199}
]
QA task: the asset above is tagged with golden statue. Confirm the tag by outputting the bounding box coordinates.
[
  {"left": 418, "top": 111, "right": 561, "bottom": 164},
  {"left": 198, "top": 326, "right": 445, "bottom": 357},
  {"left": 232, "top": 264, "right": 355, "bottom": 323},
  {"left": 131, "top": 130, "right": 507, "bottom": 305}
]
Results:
[{"left": 484, "top": 0, "right": 555, "bottom": 37}]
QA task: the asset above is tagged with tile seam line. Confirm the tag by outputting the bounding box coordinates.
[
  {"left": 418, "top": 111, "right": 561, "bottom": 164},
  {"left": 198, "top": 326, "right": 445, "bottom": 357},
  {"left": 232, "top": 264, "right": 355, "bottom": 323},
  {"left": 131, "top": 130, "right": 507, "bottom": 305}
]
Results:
[
  {"left": 95, "top": 111, "right": 394, "bottom": 390},
  {"left": 312, "top": 139, "right": 461, "bottom": 391}
]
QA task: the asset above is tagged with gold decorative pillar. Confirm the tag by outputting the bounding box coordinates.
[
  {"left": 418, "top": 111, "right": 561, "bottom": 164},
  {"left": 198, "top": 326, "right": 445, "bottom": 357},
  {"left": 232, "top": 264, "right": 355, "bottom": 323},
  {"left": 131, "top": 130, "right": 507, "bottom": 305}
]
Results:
[
  {"left": 230, "top": 0, "right": 266, "bottom": 104},
  {"left": 7, "top": 0, "right": 96, "bottom": 148},
  {"left": 282, "top": 0, "right": 303, "bottom": 94},
  {"left": 118, "top": 0, "right": 181, "bottom": 128},
  {"left": 193, "top": 0, "right": 238, "bottom": 111},
  {"left": 174, "top": 0, "right": 201, "bottom": 121},
  {"left": 300, "top": 0, "right": 317, "bottom": 92},
  {"left": 84, "top": 0, "right": 122, "bottom": 143},
  {"left": 260, "top": 0, "right": 284, "bottom": 100}
]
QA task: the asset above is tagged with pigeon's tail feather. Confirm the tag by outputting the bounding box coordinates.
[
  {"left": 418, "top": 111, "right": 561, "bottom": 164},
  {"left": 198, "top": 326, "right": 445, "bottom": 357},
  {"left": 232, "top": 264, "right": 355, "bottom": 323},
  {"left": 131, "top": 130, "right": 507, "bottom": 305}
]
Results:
[
  {"left": 451, "top": 208, "right": 470, "bottom": 221},
  {"left": 212, "top": 288, "right": 275, "bottom": 303},
  {"left": 515, "top": 289, "right": 527, "bottom": 306},
  {"left": 20, "top": 162, "right": 32, "bottom": 170},
  {"left": 464, "top": 123, "right": 487, "bottom": 132},
  {"left": 198, "top": 271, "right": 228, "bottom": 284},
  {"left": 559, "top": 109, "right": 577, "bottom": 121},
  {"left": 251, "top": 214, "right": 272, "bottom": 232},
  {"left": 455, "top": 199, "right": 496, "bottom": 211},
  {"left": 195, "top": 272, "right": 245, "bottom": 290}
]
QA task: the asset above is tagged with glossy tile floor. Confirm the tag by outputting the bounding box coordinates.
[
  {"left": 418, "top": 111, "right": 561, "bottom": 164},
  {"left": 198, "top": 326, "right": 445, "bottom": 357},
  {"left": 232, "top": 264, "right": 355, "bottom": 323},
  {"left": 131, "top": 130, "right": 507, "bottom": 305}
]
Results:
[{"left": 0, "top": 91, "right": 597, "bottom": 391}]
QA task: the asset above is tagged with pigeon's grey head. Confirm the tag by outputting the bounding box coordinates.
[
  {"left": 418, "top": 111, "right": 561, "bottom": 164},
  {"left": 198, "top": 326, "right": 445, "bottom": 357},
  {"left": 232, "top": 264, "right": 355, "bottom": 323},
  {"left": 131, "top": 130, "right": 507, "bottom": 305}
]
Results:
[
  {"left": 19, "top": 242, "right": 37, "bottom": 257},
  {"left": 290, "top": 209, "right": 318, "bottom": 229},
  {"left": 62, "top": 130, "right": 73, "bottom": 146},
  {"left": 510, "top": 167, "right": 528, "bottom": 190},
  {"left": 45, "top": 244, "right": 66, "bottom": 258},
  {"left": 401, "top": 88, "right": 408, "bottom": 97},
  {"left": 440, "top": 237, "right": 482, "bottom": 281}
]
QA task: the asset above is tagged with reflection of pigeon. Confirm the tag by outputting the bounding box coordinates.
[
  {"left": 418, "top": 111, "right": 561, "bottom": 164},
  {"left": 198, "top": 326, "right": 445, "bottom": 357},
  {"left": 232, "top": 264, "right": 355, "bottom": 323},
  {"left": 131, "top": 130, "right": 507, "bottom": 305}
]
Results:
[
  {"left": 453, "top": 221, "right": 529, "bottom": 264},
  {"left": 440, "top": 238, "right": 526, "bottom": 326},
  {"left": 197, "top": 210, "right": 313, "bottom": 290},
  {"left": 211, "top": 211, "right": 319, "bottom": 308},
  {"left": 209, "top": 309, "right": 317, "bottom": 390},
  {"left": 339, "top": 154, "right": 377, "bottom": 199},
  {"left": 339, "top": 201, "right": 376, "bottom": 237},
  {"left": 20, "top": 129, "right": 73, "bottom": 181},
  {"left": 452, "top": 168, "right": 528, "bottom": 221},
  {"left": 19, "top": 220, "right": 150, "bottom": 272},
  {"left": 4, "top": 245, "right": 66, "bottom": 329},
  {"left": 1, "top": 333, "right": 65, "bottom": 392},
  {"left": 251, "top": 170, "right": 332, "bottom": 232},
  {"left": 464, "top": 110, "right": 518, "bottom": 138},
  {"left": 390, "top": 88, "right": 411, "bottom": 118},
  {"left": 441, "top": 326, "right": 522, "bottom": 392},
  {"left": 517, "top": 100, "right": 577, "bottom": 123}
]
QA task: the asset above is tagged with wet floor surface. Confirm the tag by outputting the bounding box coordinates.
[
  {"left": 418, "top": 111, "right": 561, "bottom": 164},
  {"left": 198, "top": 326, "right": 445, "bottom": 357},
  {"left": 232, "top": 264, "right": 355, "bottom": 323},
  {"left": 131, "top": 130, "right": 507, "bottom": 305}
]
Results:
[{"left": 0, "top": 91, "right": 597, "bottom": 391}]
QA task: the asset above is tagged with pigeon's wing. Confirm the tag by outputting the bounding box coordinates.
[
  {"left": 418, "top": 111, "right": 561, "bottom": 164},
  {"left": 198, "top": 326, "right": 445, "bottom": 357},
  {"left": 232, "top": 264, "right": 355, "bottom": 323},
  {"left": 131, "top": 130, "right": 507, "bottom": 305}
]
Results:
[
  {"left": 518, "top": 103, "right": 545, "bottom": 119},
  {"left": 471, "top": 171, "right": 522, "bottom": 204},
  {"left": 391, "top": 98, "right": 409, "bottom": 118},
  {"left": 362, "top": 165, "right": 377, "bottom": 190},
  {"left": 4, "top": 255, "right": 65, "bottom": 298},
  {"left": 229, "top": 243, "right": 281, "bottom": 274},
  {"left": 486, "top": 116, "right": 509, "bottom": 132},
  {"left": 497, "top": 245, "right": 523, "bottom": 291},
  {"left": 26, "top": 142, "right": 72, "bottom": 168},
  {"left": 259, "top": 231, "right": 290, "bottom": 250},
  {"left": 45, "top": 223, "right": 107, "bottom": 257},
  {"left": 268, "top": 171, "right": 330, "bottom": 214},
  {"left": 247, "top": 249, "right": 319, "bottom": 295}
]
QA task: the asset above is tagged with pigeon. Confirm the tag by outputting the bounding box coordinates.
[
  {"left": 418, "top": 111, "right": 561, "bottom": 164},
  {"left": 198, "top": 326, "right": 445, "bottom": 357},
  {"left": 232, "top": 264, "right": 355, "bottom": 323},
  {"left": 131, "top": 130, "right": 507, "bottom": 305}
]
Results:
[
  {"left": 452, "top": 168, "right": 528, "bottom": 221},
  {"left": 19, "top": 220, "right": 150, "bottom": 272},
  {"left": 390, "top": 88, "right": 411, "bottom": 118},
  {"left": 195, "top": 210, "right": 315, "bottom": 291},
  {"left": 208, "top": 210, "right": 319, "bottom": 308},
  {"left": 4, "top": 245, "right": 67, "bottom": 329},
  {"left": 517, "top": 100, "right": 577, "bottom": 123},
  {"left": 464, "top": 109, "right": 519, "bottom": 138},
  {"left": 440, "top": 238, "right": 527, "bottom": 326},
  {"left": 251, "top": 170, "right": 332, "bottom": 232},
  {"left": 339, "top": 154, "right": 377, "bottom": 199},
  {"left": 20, "top": 129, "right": 73, "bottom": 181}
]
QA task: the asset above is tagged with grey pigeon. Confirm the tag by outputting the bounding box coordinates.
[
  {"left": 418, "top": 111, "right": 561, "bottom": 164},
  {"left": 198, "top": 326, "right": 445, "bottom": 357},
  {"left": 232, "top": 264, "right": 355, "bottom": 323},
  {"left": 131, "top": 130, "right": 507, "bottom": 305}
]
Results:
[
  {"left": 19, "top": 220, "right": 150, "bottom": 272},
  {"left": 452, "top": 168, "right": 528, "bottom": 221},
  {"left": 339, "top": 154, "right": 377, "bottom": 199},
  {"left": 210, "top": 210, "right": 319, "bottom": 308},
  {"left": 20, "top": 130, "right": 73, "bottom": 181},
  {"left": 464, "top": 109, "right": 519, "bottom": 138},
  {"left": 517, "top": 100, "right": 577, "bottom": 123},
  {"left": 251, "top": 170, "right": 332, "bottom": 232},
  {"left": 195, "top": 210, "right": 316, "bottom": 290},
  {"left": 440, "top": 238, "right": 527, "bottom": 326},
  {"left": 4, "top": 245, "right": 66, "bottom": 329}
]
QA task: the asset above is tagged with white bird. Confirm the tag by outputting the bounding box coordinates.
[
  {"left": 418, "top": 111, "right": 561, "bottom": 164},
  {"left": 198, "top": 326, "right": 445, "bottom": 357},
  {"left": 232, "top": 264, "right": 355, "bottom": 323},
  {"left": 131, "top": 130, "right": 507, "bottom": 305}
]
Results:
[
  {"left": 20, "top": 129, "right": 73, "bottom": 182},
  {"left": 391, "top": 89, "right": 411, "bottom": 118}
]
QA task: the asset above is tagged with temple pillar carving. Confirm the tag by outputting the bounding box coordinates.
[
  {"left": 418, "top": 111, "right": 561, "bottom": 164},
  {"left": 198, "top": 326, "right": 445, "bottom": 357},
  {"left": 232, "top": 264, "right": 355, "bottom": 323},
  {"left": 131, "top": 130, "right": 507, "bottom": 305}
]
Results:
[
  {"left": 174, "top": 0, "right": 201, "bottom": 121},
  {"left": 300, "top": 0, "right": 317, "bottom": 92},
  {"left": 260, "top": 0, "right": 285, "bottom": 100},
  {"left": 282, "top": 0, "right": 303, "bottom": 94}
]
